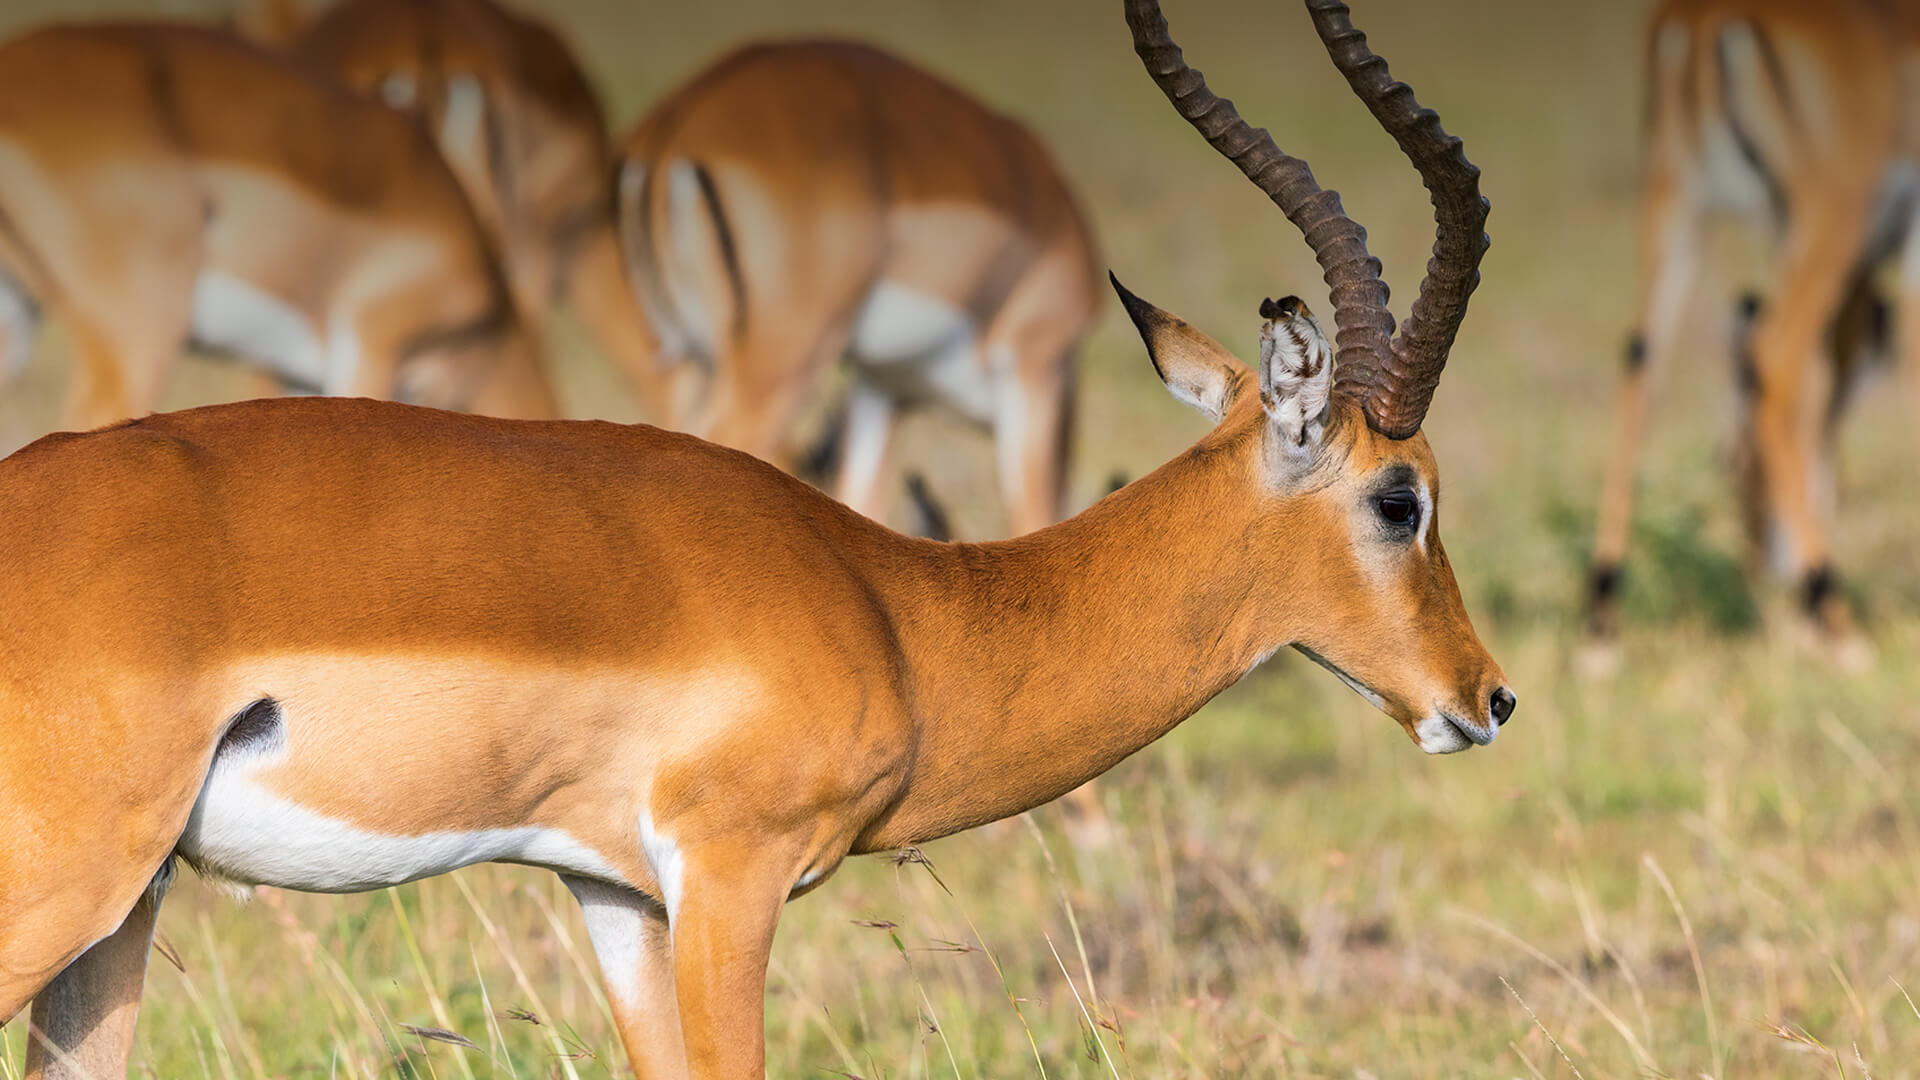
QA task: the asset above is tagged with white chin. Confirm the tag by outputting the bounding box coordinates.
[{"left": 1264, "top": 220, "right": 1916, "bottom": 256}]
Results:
[{"left": 1415, "top": 714, "right": 1492, "bottom": 754}]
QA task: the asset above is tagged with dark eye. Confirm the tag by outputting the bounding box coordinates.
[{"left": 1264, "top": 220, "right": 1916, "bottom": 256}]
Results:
[{"left": 1376, "top": 491, "right": 1418, "bottom": 527}]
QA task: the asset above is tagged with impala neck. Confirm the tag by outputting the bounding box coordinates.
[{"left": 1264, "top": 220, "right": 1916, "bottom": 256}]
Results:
[{"left": 862, "top": 420, "right": 1311, "bottom": 849}]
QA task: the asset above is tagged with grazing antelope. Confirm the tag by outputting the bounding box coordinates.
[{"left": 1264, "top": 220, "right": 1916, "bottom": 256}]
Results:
[
  {"left": 0, "top": 1, "right": 1510, "bottom": 1077},
  {"left": 0, "top": 21, "right": 556, "bottom": 433},
  {"left": 617, "top": 39, "right": 1099, "bottom": 537},
  {"left": 280, "top": 0, "right": 671, "bottom": 420},
  {"left": 1587, "top": 0, "right": 1920, "bottom": 649}
]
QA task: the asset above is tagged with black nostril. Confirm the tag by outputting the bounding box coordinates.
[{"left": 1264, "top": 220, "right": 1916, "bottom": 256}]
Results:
[{"left": 1490, "top": 687, "right": 1516, "bottom": 726}]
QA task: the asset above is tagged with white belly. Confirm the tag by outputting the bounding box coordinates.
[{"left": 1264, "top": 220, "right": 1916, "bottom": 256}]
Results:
[
  {"left": 190, "top": 270, "right": 329, "bottom": 390},
  {"left": 177, "top": 744, "right": 617, "bottom": 894},
  {"left": 848, "top": 282, "right": 996, "bottom": 423}
]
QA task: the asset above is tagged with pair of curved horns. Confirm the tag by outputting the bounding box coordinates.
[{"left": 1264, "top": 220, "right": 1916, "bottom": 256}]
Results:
[{"left": 1122, "top": 0, "right": 1488, "bottom": 439}]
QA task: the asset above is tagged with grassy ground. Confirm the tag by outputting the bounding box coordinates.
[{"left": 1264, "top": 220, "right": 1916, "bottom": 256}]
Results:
[{"left": 5, "top": 0, "right": 1920, "bottom": 1076}]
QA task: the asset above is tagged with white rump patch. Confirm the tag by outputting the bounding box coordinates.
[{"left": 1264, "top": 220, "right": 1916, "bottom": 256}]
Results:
[
  {"left": 658, "top": 160, "right": 722, "bottom": 361},
  {"left": 191, "top": 270, "right": 327, "bottom": 390}
]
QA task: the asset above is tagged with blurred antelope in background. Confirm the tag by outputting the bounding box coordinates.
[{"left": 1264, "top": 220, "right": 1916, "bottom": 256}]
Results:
[
  {"left": 0, "top": 1, "right": 1511, "bottom": 1076},
  {"left": 1587, "top": 0, "right": 1920, "bottom": 655},
  {"left": 617, "top": 40, "right": 1099, "bottom": 536},
  {"left": 0, "top": 21, "right": 555, "bottom": 431},
  {"left": 268, "top": 0, "right": 672, "bottom": 421}
]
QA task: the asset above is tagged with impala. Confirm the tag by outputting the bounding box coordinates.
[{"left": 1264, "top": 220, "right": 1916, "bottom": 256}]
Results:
[
  {"left": 616, "top": 38, "right": 1100, "bottom": 537},
  {"left": 281, "top": 0, "right": 671, "bottom": 421},
  {"left": 1586, "top": 0, "right": 1917, "bottom": 651},
  {"left": 0, "top": 21, "right": 556, "bottom": 432},
  {"left": 0, "top": 2, "right": 1510, "bottom": 1077}
]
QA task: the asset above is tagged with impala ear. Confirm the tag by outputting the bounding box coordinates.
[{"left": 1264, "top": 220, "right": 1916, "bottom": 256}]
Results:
[
  {"left": 1258, "top": 296, "right": 1334, "bottom": 454},
  {"left": 1111, "top": 273, "right": 1241, "bottom": 422}
]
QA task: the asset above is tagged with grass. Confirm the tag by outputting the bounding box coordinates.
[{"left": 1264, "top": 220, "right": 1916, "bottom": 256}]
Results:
[{"left": 5, "top": 0, "right": 1920, "bottom": 1076}]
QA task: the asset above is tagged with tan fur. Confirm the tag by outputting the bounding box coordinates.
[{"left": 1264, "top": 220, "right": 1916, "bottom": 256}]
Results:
[
  {"left": 1591, "top": 0, "right": 1920, "bottom": 639},
  {"left": 0, "top": 348, "right": 1504, "bottom": 1075},
  {"left": 617, "top": 40, "right": 1099, "bottom": 536},
  {"left": 0, "top": 21, "right": 554, "bottom": 431}
]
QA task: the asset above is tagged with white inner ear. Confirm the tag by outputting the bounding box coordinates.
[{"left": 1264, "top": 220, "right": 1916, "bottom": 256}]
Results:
[
  {"left": 1259, "top": 305, "right": 1333, "bottom": 452},
  {"left": 1163, "top": 366, "right": 1230, "bottom": 422}
]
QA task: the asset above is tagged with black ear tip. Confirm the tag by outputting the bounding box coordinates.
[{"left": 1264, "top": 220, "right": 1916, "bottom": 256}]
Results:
[
  {"left": 1109, "top": 272, "right": 1157, "bottom": 330},
  {"left": 1259, "top": 295, "right": 1303, "bottom": 320}
]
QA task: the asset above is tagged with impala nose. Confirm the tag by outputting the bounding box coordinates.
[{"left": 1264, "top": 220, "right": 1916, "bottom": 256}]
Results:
[{"left": 1490, "top": 687, "right": 1517, "bottom": 726}]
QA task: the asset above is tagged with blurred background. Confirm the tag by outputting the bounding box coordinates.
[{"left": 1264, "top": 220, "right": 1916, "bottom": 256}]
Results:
[{"left": 3, "top": 0, "right": 1919, "bottom": 1076}]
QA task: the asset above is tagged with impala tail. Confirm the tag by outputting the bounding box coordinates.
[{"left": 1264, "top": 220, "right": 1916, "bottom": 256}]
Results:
[{"left": 616, "top": 152, "right": 744, "bottom": 378}]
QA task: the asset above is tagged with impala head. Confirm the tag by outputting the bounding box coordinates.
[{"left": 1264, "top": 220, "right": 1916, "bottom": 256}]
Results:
[{"left": 1121, "top": 0, "right": 1513, "bottom": 752}]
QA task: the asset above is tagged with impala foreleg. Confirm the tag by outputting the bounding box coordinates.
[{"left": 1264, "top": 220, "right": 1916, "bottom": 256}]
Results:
[
  {"left": 21, "top": 872, "right": 168, "bottom": 1080},
  {"left": 831, "top": 380, "right": 897, "bottom": 524},
  {"left": 666, "top": 848, "right": 796, "bottom": 1080},
  {"left": 562, "top": 876, "right": 688, "bottom": 1080},
  {"left": 60, "top": 308, "right": 188, "bottom": 432},
  {"left": 1588, "top": 168, "right": 1703, "bottom": 637},
  {"left": 990, "top": 354, "right": 1075, "bottom": 539}
]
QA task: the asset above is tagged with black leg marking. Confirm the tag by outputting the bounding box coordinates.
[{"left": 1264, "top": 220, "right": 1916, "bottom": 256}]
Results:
[
  {"left": 904, "top": 472, "right": 952, "bottom": 542},
  {"left": 1733, "top": 293, "right": 1763, "bottom": 398},
  {"left": 1801, "top": 563, "right": 1837, "bottom": 617},
  {"left": 1623, "top": 333, "right": 1648, "bottom": 373},
  {"left": 1588, "top": 562, "right": 1623, "bottom": 605}
]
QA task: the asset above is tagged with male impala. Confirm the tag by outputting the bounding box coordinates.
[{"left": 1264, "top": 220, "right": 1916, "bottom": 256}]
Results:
[
  {"left": 280, "top": 0, "right": 670, "bottom": 420},
  {"left": 1587, "top": 0, "right": 1920, "bottom": 651},
  {"left": 0, "top": 21, "right": 555, "bottom": 431},
  {"left": 617, "top": 39, "right": 1099, "bottom": 536},
  {"left": 0, "top": 2, "right": 1511, "bottom": 1077}
]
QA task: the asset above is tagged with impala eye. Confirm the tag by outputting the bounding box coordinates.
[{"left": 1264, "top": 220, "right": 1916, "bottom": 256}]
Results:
[{"left": 1376, "top": 491, "right": 1419, "bottom": 528}]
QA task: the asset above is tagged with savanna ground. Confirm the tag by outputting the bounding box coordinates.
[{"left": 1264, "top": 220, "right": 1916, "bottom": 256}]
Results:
[{"left": 5, "top": 0, "right": 1920, "bottom": 1076}]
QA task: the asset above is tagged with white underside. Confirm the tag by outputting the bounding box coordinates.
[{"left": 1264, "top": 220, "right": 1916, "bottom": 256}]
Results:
[
  {"left": 190, "top": 270, "right": 330, "bottom": 390},
  {"left": 178, "top": 744, "right": 619, "bottom": 893},
  {"left": 847, "top": 282, "right": 997, "bottom": 424}
]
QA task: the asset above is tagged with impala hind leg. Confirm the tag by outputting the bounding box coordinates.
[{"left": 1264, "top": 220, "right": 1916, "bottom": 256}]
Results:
[
  {"left": 700, "top": 324, "right": 850, "bottom": 474},
  {"left": 564, "top": 222, "right": 680, "bottom": 425},
  {"left": 1745, "top": 197, "right": 1873, "bottom": 646},
  {"left": 1744, "top": 276, "right": 1885, "bottom": 569},
  {"left": 58, "top": 282, "right": 194, "bottom": 431},
  {"left": 562, "top": 877, "right": 688, "bottom": 1080},
  {"left": 20, "top": 873, "right": 169, "bottom": 1080}
]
